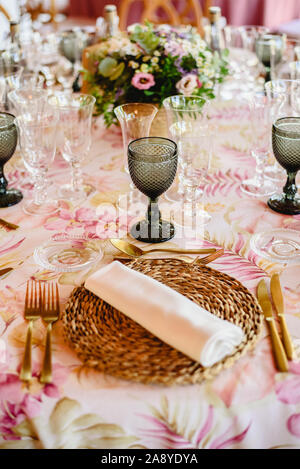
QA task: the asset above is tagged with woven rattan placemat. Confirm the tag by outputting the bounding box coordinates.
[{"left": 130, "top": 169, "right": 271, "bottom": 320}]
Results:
[{"left": 62, "top": 259, "right": 263, "bottom": 386}]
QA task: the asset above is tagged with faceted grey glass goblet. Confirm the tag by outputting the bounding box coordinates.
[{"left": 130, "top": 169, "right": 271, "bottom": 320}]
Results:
[
  {"left": 268, "top": 117, "right": 300, "bottom": 215},
  {"left": 128, "top": 137, "right": 178, "bottom": 243},
  {"left": 0, "top": 112, "right": 23, "bottom": 207},
  {"left": 255, "top": 34, "right": 285, "bottom": 82}
]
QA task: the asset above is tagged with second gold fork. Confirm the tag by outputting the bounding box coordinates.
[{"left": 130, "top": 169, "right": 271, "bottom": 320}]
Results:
[{"left": 40, "top": 283, "right": 60, "bottom": 384}]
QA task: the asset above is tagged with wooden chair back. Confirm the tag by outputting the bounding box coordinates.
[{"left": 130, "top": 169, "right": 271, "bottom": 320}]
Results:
[{"left": 119, "top": 0, "right": 212, "bottom": 36}]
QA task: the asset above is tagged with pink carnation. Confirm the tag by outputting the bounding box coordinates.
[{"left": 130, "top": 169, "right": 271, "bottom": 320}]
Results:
[{"left": 131, "top": 72, "right": 155, "bottom": 90}]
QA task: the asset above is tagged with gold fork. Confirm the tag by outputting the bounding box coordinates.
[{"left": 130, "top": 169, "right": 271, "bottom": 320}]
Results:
[
  {"left": 20, "top": 281, "right": 42, "bottom": 382},
  {"left": 40, "top": 283, "right": 60, "bottom": 384}
]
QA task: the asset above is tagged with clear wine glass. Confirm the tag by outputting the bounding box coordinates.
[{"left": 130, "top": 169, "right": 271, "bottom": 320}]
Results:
[
  {"left": 0, "top": 65, "right": 23, "bottom": 111},
  {"left": 19, "top": 72, "right": 45, "bottom": 89},
  {"left": 114, "top": 103, "right": 158, "bottom": 216},
  {"left": 290, "top": 61, "right": 300, "bottom": 80},
  {"left": 58, "top": 29, "right": 90, "bottom": 91},
  {"left": 15, "top": 111, "right": 59, "bottom": 215},
  {"left": 240, "top": 92, "right": 276, "bottom": 197},
  {"left": 8, "top": 88, "right": 48, "bottom": 116},
  {"left": 267, "top": 117, "right": 300, "bottom": 215},
  {"left": 48, "top": 92, "right": 96, "bottom": 203},
  {"left": 128, "top": 137, "right": 178, "bottom": 243},
  {"left": 0, "top": 80, "right": 5, "bottom": 111},
  {"left": 255, "top": 34, "right": 286, "bottom": 82},
  {"left": 163, "top": 95, "right": 208, "bottom": 203}
]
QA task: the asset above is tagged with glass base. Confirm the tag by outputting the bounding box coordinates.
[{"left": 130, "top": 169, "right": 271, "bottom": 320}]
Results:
[
  {"left": 130, "top": 220, "right": 175, "bottom": 243},
  {"left": 172, "top": 205, "right": 211, "bottom": 228},
  {"left": 240, "top": 178, "right": 276, "bottom": 197},
  {"left": 23, "top": 199, "right": 59, "bottom": 216},
  {"left": 59, "top": 183, "right": 94, "bottom": 203},
  {"left": 34, "top": 234, "right": 103, "bottom": 272},
  {"left": 268, "top": 193, "right": 300, "bottom": 215},
  {"left": 0, "top": 188, "right": 23, "bottom": 208},
  {"left": 251, "top": 228, "right": 300, "bottom": 264}
]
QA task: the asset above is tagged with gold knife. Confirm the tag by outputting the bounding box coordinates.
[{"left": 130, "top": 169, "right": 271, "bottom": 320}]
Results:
[
  {"left": 0, "top": 267, "right": 13, "bottom": 279},
  {"left": 257, "top": 279, "right": 288, "bottom": 372},
  {"left": 270, "top": 274, "right": 295, "bottom": 361}
]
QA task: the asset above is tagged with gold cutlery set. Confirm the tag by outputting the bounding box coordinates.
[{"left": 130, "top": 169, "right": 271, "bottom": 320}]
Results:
[
  {"left": 5, "top": 230, "right": 293, "bottom": 378},
  {"left": 20, "top": 280, "right": 60, "bottom": 384},
  {"left": 257, "top": 274, "right": 294, "bottom": 372}
]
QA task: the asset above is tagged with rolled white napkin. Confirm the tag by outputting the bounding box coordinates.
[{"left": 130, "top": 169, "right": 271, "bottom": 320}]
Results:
[{"left": 84, "top": 261, "right": 245, "bottom": 367}]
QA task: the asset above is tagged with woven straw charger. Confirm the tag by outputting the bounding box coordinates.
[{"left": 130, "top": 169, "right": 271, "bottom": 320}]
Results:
[{"left": 63, "top": 259, "right": 263, "bottom": 386}]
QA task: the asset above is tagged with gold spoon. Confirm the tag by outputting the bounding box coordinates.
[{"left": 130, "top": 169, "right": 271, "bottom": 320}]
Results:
[{"left": 110, "top": 239, "right": 216, "bottom": 258}]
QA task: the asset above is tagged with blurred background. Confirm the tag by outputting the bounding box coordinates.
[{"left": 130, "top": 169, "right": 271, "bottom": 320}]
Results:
[{"left": 0, "top": 0, "right": 299, "bottom": 38}]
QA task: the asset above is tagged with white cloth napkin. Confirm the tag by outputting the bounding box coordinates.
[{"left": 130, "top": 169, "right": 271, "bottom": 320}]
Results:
[{"left": 84, "top": 261, "right": 245, "bottom": 367}]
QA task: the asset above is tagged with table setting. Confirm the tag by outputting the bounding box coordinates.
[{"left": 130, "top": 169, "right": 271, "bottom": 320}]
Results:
[{"left": 0, "top": 3, "right": 300, "bottom": 451}]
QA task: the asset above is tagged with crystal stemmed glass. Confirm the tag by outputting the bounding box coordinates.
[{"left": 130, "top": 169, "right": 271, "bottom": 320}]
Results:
[
  {"left": 128, "top": 137, "right": 178, "bottom": 243},
  {"left": 0, "top": 80, "right": 5, "bottom": 111},
  {"left": 240, "top": 26, "right": 270, "bottom": 51},
  {"left": 0, "top": 65, "right": 23, "bottom": 111},
  {"left": 114, "top": 103, "right": 158, "bottom": 216},
  {"left": 267, "top": 117, "right": 300, "bottom": 215},
  {"left": 0, "top": 112, "right": 23, "bottom": 208},
  {"left": 224, "top": 25, "right": 260, "bottom": 86},
  {"left": 15, "top": 111, "right": 59, "bottom": 215},
  {"left": 255, "top": 34, "right": 286, "bottom": 82},
  {"left": 290, "top": 61, "right": 300, "bottom": 80},
  {"left": 19, "top": 72, "right": 45, "bottom": 89},
  {"left": 240, "top": 93, "right": 276, "bottom": 197},
  {"left": 48, "top": 92, "right": 96, "bottom": 203},
  {"left": 172, "top": 123, "right": 212, "bottom": 228},
  {"left": 163, "top": 95, "right": 208, "bottom": 204},
  {"left": 58, "top": 30, "right": 90, "bottom": 91},
  {"left": 8, "top": 88, "right": 48, "bottom": 116}
]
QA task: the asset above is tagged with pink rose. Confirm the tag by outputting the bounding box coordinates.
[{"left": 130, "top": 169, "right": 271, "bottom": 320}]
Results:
[
  {"left": 131, "top": 72, "right": 155, "bottom": 90},
  {"left": 176, "top": 74, "right": 198, "bottom": 95}
]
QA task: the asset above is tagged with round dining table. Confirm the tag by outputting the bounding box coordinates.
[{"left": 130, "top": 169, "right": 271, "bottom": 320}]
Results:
[{"left": 0, "top": 93, "right": 300, "bottom": 449}]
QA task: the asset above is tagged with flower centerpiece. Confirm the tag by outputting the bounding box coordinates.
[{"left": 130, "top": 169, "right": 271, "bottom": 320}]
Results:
[{"left": 82, "top": 22, "right": 229, "bottom": 126}]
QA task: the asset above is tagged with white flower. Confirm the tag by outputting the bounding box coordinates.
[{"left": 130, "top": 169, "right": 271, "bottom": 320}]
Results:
[
  {"left": 176, "top": 74, "right": 198, "bottom": 95},
  {"left": 129, "top": 61, "right": 139, "bottom": 69}
]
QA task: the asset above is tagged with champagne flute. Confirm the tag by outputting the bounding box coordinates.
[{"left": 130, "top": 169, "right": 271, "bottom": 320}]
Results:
[{"left": 48, "top": 92, "right": 96, "bottom": 203}]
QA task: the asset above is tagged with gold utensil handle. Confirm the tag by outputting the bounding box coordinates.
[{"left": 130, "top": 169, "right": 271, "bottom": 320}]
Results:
[
  {"left": 150, "top": 248, "right": 216, "bottom": 254},
  {"left": 268, "top": 319, "right": 289, "bottom": 372},
  {"left": 194, "top": 248, "right": 225, "bottom": 265},
  {"left": 0, "top": 218, "right": 19, "bottom": 230},
  {"left": 20, "top": 320, "right": 33, "bottom": 382},
  {"left": 279, "top": 315, "right": 295, "bottom": 360},
  {"left": 40, "top": 323, "right": 53, "bottom": 384}
]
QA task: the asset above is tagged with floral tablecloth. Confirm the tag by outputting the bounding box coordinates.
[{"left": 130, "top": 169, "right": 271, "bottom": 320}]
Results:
[{"left": 0, "top": 99, "right": 300, "bottom": 450}]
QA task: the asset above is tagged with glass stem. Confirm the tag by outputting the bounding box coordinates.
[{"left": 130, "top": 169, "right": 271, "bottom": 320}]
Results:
[
  {"left": 184, "top": 186, "right": 197, "bottom": 218},
  {"left": 0, "top": 164, "right": 7, "bottom": 195},
  {"left": 146, "top": 197, "right": 161, "bottom": 226},
  {"left": 71, "top": 161, "right": 82, "bottom": 193},
  {"left": 255, "top": 156, "right": 266, "bottom": 185},
  {"left": 283, "top": 171, "right": 298, "bottom": 201},
  {"left": 34, "top": 172, "right": 47, "bottom": 206}
]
